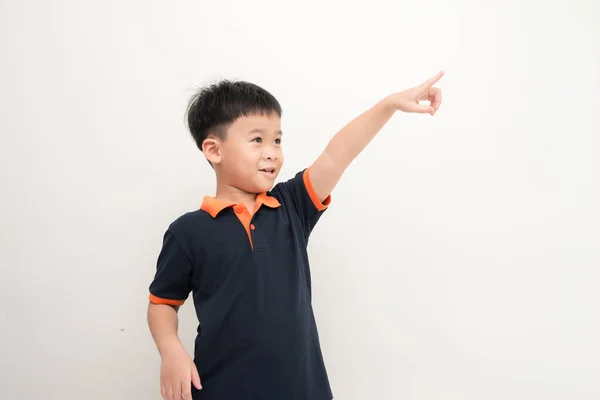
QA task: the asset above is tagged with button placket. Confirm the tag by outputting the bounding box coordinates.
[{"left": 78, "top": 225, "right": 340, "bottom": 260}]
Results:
[{"left": 249, "top": 210, "right": 259, "bottom": 248}]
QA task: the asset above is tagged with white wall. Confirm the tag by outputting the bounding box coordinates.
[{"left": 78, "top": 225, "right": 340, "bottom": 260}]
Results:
[{"left": 1, "top": 0, "right": 599, "bottom": 399}]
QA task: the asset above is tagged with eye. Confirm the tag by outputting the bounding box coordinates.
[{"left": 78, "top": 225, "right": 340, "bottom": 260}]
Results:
[
  {"left": 275, "top": 138, "right": 281, "bottom": 145},
  {"left": 252, "top": 137, "right": 262, "bottom": 143}
]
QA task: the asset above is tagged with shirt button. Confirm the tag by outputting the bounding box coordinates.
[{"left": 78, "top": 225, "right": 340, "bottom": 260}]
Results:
[
  {"left": 250, "top": 224, "right": 255, "bottom": 230},
  {"left": 235, "top": 207, "right": 242, "bottom": 214}
]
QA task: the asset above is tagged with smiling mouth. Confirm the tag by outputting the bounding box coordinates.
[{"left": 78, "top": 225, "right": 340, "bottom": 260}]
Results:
[{"left": 259, "top": 168, "right": 276, "bottom": 175}]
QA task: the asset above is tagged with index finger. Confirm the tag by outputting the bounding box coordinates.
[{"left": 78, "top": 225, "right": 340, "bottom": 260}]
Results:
[{"left": 420, "top": 71, "right": 444, "bottom": 88}]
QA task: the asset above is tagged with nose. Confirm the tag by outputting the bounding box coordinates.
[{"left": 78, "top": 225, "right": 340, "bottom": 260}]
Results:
[{"left": 264, "top": 146, "right": 279, "bottom": 160}]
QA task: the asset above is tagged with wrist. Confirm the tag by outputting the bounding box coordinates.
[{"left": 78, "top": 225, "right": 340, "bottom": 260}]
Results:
[
  {"left": 378, "top": 96, "right": 397, "bottom": 115},
  {"left": 157, "top": 337, "right": 184, "bottom": 358}
]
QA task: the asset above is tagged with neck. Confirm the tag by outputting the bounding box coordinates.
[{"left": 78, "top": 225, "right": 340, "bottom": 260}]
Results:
[{"left": 214, "top": 182, "right": 259, "bottom": 210}]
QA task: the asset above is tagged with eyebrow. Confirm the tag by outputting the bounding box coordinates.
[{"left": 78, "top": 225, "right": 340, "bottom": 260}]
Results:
[{"left": 248, "top": 129, "right": 283, "bottom": 135}]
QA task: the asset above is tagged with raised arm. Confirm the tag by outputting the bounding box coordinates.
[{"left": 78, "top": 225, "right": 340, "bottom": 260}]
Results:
[{"left": 309, "top": 71, "right": 444, "bottom": 202}]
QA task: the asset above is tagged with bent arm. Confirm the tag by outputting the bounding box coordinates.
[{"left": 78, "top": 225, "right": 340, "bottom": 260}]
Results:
[{"left": 147, "top": 301, "right": 185, "bottom": 356}]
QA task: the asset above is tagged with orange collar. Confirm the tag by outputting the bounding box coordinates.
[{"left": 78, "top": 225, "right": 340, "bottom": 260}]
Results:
[{"left": 200, "top": 192, "right": 281, "bottom": 218}]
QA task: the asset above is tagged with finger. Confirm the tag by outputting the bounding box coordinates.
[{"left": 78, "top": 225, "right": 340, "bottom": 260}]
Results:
[
  {"left": 182, "top": 381, "right": 192, "bottom": 400},
  {"left": 430, "top": 88, "right": 442, "bottom": 113},
  {"left": 173, "top": 381, "right": 183, "bottom": 400},
  {"left": 161, "top": 385, "right": 168, "bottom": 400},
  {"left": 417, "top": 90, "right": 434, "bottom": 103},
  {"left": 166, "top": 385, "right": 174, "bottom": 400},
  {"left": 192, "top": 367, "right": 202, "bottom": 390},
  {"left": 413, "top": 104, "right": 435, "bottom": 114},
  {"left": 420, "top": 71, "right": 444, "bottom": 89}
]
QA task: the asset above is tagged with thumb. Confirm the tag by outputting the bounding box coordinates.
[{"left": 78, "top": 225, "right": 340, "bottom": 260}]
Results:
[
  {"left": 414, "top": 104, "right": 435, "bottom": 114},
  {"left": 192, "top": 366, "right": 202, "bottom": 390}
]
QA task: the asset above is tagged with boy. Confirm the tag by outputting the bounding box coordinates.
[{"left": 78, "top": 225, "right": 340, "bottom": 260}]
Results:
[{"left": 147, "top": 72, "right": 444, "bottom": 400}]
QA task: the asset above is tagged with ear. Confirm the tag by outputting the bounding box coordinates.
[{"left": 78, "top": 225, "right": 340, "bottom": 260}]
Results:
[{"left": 202, "top": 137, "right": 222, "bottom": 164}]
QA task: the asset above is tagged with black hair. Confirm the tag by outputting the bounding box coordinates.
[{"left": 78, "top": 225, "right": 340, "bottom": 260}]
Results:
[{"left": 185, "top": 80, "right": 282, "bottom": 152}]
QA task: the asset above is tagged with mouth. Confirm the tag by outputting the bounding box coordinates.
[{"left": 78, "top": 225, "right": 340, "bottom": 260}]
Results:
[{"left": 259, "top": 168, "right": 276, "bottom": 176}]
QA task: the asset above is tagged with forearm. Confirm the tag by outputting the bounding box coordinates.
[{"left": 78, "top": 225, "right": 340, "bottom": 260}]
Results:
[
  {"left": 147, "top": 302, "right": 184, "bottom": 357},
  {"left": 309, "top": 71, "right": 443, "bottom": 201},
  {"left": 309, "top": 97, "right": 395, "bottom": 200},
  {"left": 324, "top": 96, "right": 395, "bottom": 170}
]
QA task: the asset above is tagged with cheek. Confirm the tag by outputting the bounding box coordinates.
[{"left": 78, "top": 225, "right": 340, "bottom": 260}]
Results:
[{"left": 239, "top": 149, "right": 261, "bottom": 168}]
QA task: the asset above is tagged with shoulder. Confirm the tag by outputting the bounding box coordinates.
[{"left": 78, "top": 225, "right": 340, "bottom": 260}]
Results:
[
  {"left": 269, "top": 168, "right": 330, "bottom": 212},
  {"left": 166, "top": 209, "right": 212, "bottom": 238},
  {"left": 158, "top": 209, "right": 215, "bottom": 261},
  {"left": 269, "top": 169, "right": 306, "bottom": 198}
]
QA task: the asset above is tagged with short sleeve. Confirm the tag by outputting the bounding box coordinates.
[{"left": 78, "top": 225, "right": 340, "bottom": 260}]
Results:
[
  {"left": 272, "top": 167, "right": 331, "bottom": 236},
  {"left": 148, "top": 229, "right": 193, "bottom": 306}
]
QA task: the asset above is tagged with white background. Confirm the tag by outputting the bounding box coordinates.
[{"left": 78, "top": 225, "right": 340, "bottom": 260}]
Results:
[{"left": 1, "top": 0, "right": 599, "bottom": 399}]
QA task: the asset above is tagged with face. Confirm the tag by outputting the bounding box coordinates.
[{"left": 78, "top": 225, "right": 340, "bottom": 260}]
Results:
[{"left": 203, "top": 112, "right": 284, "bottom": 193}]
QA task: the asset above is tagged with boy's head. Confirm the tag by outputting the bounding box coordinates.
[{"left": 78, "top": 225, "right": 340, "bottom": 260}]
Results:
[{"left": 186, "top": 80, "right": 284, "bottom": 194}]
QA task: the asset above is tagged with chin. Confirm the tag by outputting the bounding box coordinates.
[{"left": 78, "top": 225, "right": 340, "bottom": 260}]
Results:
[
  {"left": 256, "top": 183, "right": 274, "bottom": 193},
  {"left": 258, "top": 180, "right": 277, "bottom": 193}
]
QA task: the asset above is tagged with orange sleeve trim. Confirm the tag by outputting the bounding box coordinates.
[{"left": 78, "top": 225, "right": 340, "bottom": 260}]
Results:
[
  {"left": 149, "top": 293, "right": 185, "bottom": 306},
  {"left": 303, "top": 168, "right": 331, "bottom": 211}
]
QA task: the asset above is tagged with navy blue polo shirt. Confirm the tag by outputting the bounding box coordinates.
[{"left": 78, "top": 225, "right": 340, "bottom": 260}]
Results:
[{"left": 149, "top": 168, "right": 333, "bottom": 400}]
